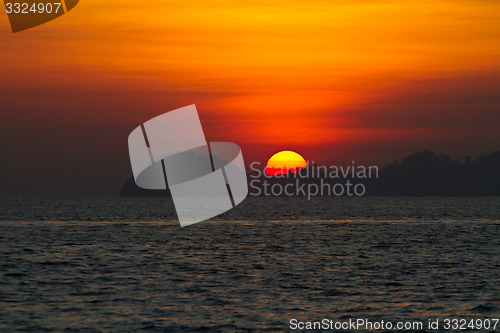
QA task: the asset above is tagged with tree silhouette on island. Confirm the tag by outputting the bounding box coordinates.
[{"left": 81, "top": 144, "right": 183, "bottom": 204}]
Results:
[{"left": 120, "top": 150, "right": 500, "bottom": 197}]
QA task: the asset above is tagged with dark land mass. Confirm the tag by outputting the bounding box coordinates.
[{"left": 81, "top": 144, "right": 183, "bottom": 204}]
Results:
[{"left": 120, "top": 150, "right": 500, "bottom": 196}]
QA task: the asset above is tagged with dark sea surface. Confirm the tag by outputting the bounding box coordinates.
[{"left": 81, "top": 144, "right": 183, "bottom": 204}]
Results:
[{"left": 0, "top": 197, "right": 499, "bottom": 332}]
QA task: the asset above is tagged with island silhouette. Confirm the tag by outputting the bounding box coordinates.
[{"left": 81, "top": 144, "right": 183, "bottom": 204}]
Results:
[{"left": 120, "top": 150, "right": 500, "bottom": 196}]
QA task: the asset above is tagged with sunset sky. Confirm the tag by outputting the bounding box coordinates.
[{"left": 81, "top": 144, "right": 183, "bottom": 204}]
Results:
[{"left": 1, "top": 0, "right": 499, "bottom": 195}]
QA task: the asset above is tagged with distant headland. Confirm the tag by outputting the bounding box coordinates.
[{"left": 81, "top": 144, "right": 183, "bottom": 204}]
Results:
[{"left": 120, "top": 150, "right": 500, "bottom": 196}]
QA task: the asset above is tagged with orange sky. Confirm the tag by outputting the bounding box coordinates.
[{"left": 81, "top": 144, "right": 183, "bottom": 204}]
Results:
[{"left": 0, "top": 0, "right": 499, "bottom": 195}]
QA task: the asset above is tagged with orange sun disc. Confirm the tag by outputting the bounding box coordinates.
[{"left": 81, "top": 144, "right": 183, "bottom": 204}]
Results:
[{"left": 265, "top": 151, "right": 307, "bottom": 176}]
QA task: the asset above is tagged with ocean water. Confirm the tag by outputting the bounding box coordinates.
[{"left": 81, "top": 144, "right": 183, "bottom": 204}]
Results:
[{"left": 0, "top": 197, "right": 499, "bottom": 332}]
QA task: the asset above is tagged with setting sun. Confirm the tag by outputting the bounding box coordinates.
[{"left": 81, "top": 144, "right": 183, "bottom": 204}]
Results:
[{"left": 265, "top": 151, "right": 307, "bottom": 177}]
